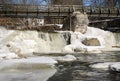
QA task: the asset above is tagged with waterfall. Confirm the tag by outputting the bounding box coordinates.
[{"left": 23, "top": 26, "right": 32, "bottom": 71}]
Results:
[
  {"left": 38, "top": 32, "right": 70, "bottom": 53},
  {"left": 0, "top": 27, "right": 71, "bottom": 57},
  {"left": 0, "top": 26, "right": 119, "bottom": 58},
  {"left": 113, "top": 33, "right": 120, "bottom": 46}
]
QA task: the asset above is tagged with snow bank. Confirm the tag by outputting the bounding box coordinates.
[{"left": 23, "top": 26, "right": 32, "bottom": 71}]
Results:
[
  {"left": 90, "top": 62, "right": 120, "bottom": 72},
  {"left": 63, "top": 27, "right": 105, "bottom": 53},
  {"left": 53, "top": 54, "right": 77, "bottom": 62},
  {"left": 89, "top": 62, "right": 116, "bottom": 70},
  {"left": 0, "top": 57, "right": 57, "bottom": 70},
  {"left": 85, "top": 27, "right": 117, "bottom": 50},
  {"left": 0, "top": 53, "right": 18, "bottom": 59},
  {"left": 63, "top": 26, "right": 120, "bottom": 53},
  {"left": 0, "top": 56, "right": 57, "bottom": 81},
  {"left": 109, "top": 62, "right": 120, "bottom": 72}
]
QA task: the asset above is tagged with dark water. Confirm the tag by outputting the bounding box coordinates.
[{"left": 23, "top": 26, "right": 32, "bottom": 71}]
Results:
[{"left": 48, "top": 51, "right": 120, "bottom": 81}]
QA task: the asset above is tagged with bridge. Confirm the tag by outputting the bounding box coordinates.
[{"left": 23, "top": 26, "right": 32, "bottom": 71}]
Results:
[
  {"left": 0, "top": 4, "right": 120, "bottom": 18},
  {"left": 0, "top": 0, "right": 120, "bottom": 32}
]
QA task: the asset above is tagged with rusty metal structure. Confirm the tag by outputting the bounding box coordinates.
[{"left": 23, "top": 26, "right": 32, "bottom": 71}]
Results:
[
  {"left": 0, "top": 0, "right": 119, "bottom": 32},
  {"left": 0, "top": 0, "right": 119, "bottom": 18}
]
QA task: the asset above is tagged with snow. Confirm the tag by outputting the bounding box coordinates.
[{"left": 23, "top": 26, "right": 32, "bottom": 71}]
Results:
[
  {"left": 85, "top": 27, "right": 118, "bottom": 50},
  {"left": 63, "top": 27, "right": 106, "bottom": 53},
  {"left": 0, "top": 53, "right": 18, "bottom": 59},
  {"left": 0, "top": 56, "right": 57, "bottom": 81},
  {"left": 0, "top": 25, "right": 119, "bottom": 56},
  {"left": 63, "top": 26, "right": 120, "bottom": 53},
  {"left": 109, "top": 62, "right": 120, "bottom": 72},
  {"left": 89, "top": 62, "right": 116, "bottom": 70},
  {"left": 0, "top": 27, "right": 70, "bottom": 57},
  {"left": 3, "top": 57, "right": 57, "bottom": 64},
  {"left": 0, "top": 57, "right": 57, "bottom": 70},
  {"left": 53, "top": 54, "right": 77, "bottom": 62},
  {"left": 90, "top": 62, "right": 120, "bottom": 72}
]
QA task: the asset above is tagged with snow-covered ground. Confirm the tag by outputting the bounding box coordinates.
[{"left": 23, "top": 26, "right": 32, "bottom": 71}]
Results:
[
  {"left": 0, "top": 57, "right": 57, "bottom": 70},
  {"left": 0, "top": 56, "right": 57, "bottom": 81}
]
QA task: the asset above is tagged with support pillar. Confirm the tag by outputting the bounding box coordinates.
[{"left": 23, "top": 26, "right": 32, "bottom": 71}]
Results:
[{"left": 69, "top": 15, "right": 72, "bottom": 31}]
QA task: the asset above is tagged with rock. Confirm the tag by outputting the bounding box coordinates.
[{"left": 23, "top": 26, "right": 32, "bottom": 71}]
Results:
[
  {"left": 75, "top": 25, "right": 88, "bottom": 34},
  {"left": 82, "top": 38, "right": 100, "bottom": 46},
  {"left": 109, "top": 62, "right": 120, "bottom": 72}
]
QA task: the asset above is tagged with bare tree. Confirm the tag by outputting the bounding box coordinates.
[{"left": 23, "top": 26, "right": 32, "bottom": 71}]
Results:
[
  {"left": 83, "top": 0, "right": 118, "bottom": 7},
  {"left": 51, "top": 0, "right": 83, "bottom": 5}
]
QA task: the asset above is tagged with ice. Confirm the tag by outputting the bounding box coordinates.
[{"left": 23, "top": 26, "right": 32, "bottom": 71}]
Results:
[
  {"left": 0, "top": 26, "right": 119, "bottom": 56},
  {"left": 0, "top": 52, "right": 18, "bottom": 59},
  {"left": 0, "top": 27, "right": 70, "bottom": 57},
  {"left": 53, "top": 54, "right": 77, "bottom": 62},
  {"left": 0, "top": 56, "right": 57, "bottom": 81},
  {"left": 63, "top": 26, "right": 120, "bottom": 53},
  {"left": 0, "top": 57, "right": 57, "bottom": 70},
  {"left": 109, "top": 62, "right": 120, "bottom": 72},
  {"left": 89, "top": 62, "right": 116, "bottom": 70}
]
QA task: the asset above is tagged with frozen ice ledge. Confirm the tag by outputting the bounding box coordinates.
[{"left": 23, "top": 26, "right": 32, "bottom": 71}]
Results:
[{"left": 0, "top": 26, "right": 119, "bottom": 58}]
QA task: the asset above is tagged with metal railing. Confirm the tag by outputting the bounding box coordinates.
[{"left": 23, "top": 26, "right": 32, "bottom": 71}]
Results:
[{"left": 0, "top": 4, "right": 120, "bottom": 17}]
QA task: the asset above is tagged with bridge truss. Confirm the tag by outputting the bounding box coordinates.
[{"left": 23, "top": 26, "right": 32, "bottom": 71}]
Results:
[
  {"left": 0, "top": 0, "right": 120, "bottom": 31},
  {"left": 0, "top": 4, "right": 120, "bottom": 18}
]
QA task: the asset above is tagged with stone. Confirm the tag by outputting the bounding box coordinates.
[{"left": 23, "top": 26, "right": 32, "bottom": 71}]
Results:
[
  {"left": 75, "top": 25, "right": 88, "bottom": 34},
  {"left": 72, "top": 12, "right": 89, "bottom": 34},
  {"left": 82, "top": 38, "right": 100, "bottom": 46}
]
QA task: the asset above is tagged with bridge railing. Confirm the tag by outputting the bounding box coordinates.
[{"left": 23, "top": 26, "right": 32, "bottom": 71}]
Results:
[
  {"left": 83, "top": 0, "right": 120, "bottom": 8},
  {"left": 0, "top": 4, "right": 120, "bottom": 17}
]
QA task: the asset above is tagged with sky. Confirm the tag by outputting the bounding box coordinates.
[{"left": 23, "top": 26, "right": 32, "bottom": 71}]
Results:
[
  {"left": 1, "top": 0, "right": 48, "bottom": 5},
  {"left": 0, "top": 0, "right": 119, "bottom": 7}
]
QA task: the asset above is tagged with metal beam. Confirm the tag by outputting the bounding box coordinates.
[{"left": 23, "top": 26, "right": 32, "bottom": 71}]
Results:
[{"left": 0, "top": 4, "right": 120, "bottom": 18}]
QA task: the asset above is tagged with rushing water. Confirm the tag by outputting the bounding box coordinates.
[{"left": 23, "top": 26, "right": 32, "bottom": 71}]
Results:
[{"left": 48, "top": 51, "right": 120, "bottom": 81}]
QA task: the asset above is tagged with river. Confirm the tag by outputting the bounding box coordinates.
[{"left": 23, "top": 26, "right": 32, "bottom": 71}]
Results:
[{"left": 48, "top": 51, "right": 120, "bottom": 81}]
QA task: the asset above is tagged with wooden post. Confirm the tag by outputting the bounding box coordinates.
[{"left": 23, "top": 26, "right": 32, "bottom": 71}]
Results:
[
  {"left": 69, "top": 15, "right": 72, "bottom": 31},
  {"left": 58, "top": 16, "right": 60, "bottom": 24}
]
